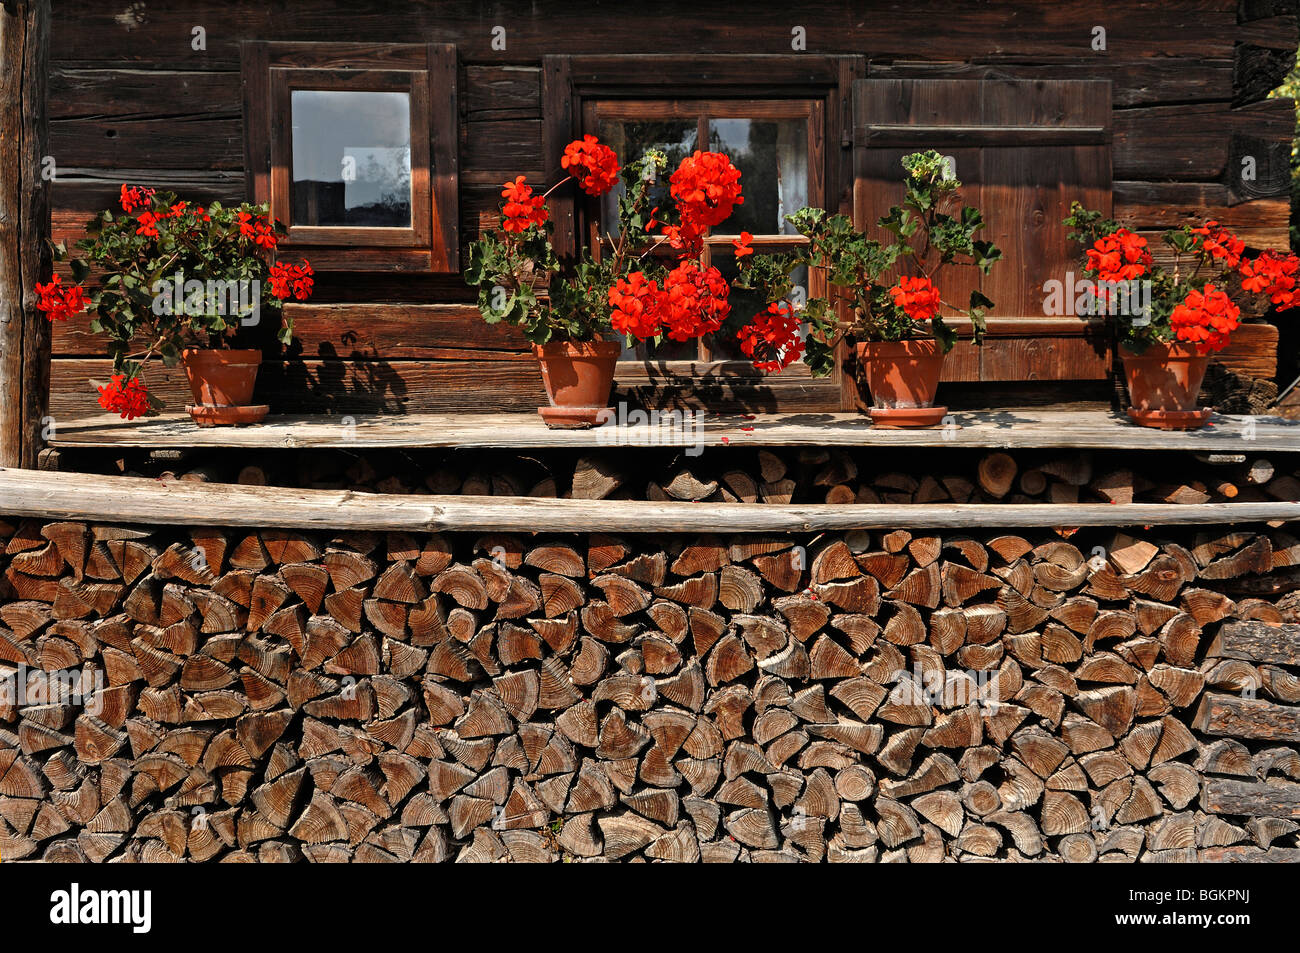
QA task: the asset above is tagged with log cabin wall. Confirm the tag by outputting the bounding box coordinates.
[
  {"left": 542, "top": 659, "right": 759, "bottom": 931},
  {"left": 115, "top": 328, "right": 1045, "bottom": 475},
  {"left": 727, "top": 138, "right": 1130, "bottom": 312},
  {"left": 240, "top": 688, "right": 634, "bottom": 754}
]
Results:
[
  {"left": 43, "top": 0, "right": 1298, "bottom": 420},
  {"left": 3, "top": 506, "right": 1300, "bottom": 862}
]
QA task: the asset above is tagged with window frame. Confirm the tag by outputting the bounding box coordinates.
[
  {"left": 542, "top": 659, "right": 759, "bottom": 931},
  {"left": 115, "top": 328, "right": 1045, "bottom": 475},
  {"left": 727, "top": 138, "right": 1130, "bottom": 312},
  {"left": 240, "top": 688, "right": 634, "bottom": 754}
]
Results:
[
  {"left": 544, "top": 54, "right": 865, "bottom": 412},
  {"left": 242, "top": 42, "right": 459, "bottom": 273}
]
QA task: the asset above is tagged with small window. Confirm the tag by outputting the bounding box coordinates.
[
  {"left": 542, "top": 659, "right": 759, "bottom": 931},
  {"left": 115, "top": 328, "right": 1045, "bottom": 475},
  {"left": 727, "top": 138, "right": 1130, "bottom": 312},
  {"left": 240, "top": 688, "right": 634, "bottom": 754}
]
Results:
[
  {"left": 588, "top": 99, "right": 824, "bottom": 363},
  {"left": 242, "top": 43, "right": 458, "bottom": 272},
  {"left": 290, "top": 90, "right": 413, "bottom": 228}
]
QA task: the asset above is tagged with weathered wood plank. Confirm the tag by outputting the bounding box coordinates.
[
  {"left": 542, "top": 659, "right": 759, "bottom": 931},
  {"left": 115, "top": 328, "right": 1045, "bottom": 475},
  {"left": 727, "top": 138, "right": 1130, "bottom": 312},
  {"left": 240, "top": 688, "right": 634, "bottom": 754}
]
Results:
[
  {"left": 46, "top": 2, "right": 1237, "bottom": 69},
  {"left": 1201, "top": 778, "right": 1300, "bottom": 818},
  {"left": 1, "top": 0, "right": 51, "bottom": 469},
  {"left": 1208, "top": 621, "right": 1300, "bottom": 666},
  {"left": 1, "top": 468, "right": 1297, "bottom": 533},
  {"left": 464, "top": 65, "right": 540, "bottom": 120},
  {"left": 867, "top": 58, "right": 1234, "bottom": 107},
  {"left": 54, "top": 303, "right": 531, "bottom": 358},
  {"left": 1115, "top": 182, "right": 1290, "bottom": 248},
  {"left": 44, "top": 408, "right": 1300, "bottom": 452},
  {"left": 1194, "top": 693, "right": 1300, "bottom": 743},
  {"left": 50, "top": 357, "right": 549, "bottom": 417}
]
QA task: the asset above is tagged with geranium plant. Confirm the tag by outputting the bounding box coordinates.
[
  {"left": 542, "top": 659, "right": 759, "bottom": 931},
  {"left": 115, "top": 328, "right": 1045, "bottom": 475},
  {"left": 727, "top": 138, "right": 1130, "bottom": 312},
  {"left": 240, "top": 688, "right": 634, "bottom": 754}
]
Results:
[
  {"left": 36, "top": 185, "right": 313, "bottom": 419},
  {"left": 733, "top": 151, "right": 1002, "bottom": 375},
  {"left": 1064, "top": 202, "right": 1298, "bottom": 353},
  {"left": 464, "top": 135, "right": 744, "bottom": 347}
]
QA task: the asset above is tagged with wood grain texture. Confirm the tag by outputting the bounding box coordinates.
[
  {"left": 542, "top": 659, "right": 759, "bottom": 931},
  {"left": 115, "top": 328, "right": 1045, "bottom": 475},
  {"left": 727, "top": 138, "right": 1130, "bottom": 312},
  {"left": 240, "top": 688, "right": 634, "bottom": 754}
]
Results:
[
  {"left": 1, "top": 468, "right": 1297, "bottom": 533},
  {"left": 44, "top": 408, "right": 1300, "bottom": 452}
]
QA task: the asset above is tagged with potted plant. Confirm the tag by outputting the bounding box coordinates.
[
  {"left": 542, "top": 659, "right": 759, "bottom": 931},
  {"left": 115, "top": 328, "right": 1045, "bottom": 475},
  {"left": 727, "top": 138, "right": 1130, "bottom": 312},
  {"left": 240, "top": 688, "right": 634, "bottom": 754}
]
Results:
[
  {"left": 465, "top": 136, "right": 744, "bottom": 428},
  {"left": 734, "top": 151, "right": 1001, "bottom": 427},
  {"left": 1065, "top": 203, "right": 1298, "bottom": 429},
  {"left": 35, "top": 185, "right": 313, "bottom": 426}
]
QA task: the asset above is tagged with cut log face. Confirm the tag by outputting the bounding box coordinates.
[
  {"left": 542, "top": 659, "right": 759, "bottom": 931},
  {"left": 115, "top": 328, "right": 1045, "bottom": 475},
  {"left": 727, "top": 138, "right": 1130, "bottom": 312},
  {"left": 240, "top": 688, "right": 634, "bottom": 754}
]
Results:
[{"left": 1, "top": 510, "right": 1297, "bottom": 861}]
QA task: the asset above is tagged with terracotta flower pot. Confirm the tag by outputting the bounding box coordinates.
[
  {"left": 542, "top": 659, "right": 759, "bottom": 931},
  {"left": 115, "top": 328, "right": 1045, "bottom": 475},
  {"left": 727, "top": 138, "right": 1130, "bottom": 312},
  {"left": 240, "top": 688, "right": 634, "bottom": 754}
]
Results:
[
  {"left": 1121, "top": 341, "right": 1212, "bottom": 430},
  {"left": 855, "top": 339, "right": 948, "bottom": 427},
  {"left": 532, "top": 339, "right": 620, "bottom": 429},
  {"left": 180, "top": 348, "right": 269, "bottom": 427}
]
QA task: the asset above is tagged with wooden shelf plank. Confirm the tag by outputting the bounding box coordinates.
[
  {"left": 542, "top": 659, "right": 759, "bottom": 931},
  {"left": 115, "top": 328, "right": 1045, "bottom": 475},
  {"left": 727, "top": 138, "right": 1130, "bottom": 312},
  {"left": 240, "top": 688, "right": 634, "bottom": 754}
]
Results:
[
  {"left": 44, "top": 410, "right": 1300, "bottom": 452},
  {"left": 1, "top": 468, "right": 1297, "bottom": 534}
]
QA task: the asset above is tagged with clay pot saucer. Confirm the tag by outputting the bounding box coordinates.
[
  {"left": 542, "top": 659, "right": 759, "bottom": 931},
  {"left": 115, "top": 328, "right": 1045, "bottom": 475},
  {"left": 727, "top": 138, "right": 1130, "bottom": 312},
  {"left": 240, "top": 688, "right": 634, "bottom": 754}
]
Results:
[
  {"left": 867, "top": 405, "right": 948, "bottom": 428},
  {"left": 537, "top": 405, "right": 614, "bottom": 429},
  {"left": 186, "top": 404, "right": 270, "bottom": 428},
  {"left": 1125, "top": 407, "right": 1212, "bottom": 431}
]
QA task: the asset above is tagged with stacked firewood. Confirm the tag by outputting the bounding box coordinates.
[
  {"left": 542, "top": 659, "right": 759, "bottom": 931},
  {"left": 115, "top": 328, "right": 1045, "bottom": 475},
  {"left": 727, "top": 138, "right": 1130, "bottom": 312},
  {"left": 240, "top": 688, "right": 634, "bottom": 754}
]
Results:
[
  {"left": 2, "top": 515, "right": 1299, "bottom": 862},
  {"left": 102, "top": 446, "right": 1300, "bottom": 510}
]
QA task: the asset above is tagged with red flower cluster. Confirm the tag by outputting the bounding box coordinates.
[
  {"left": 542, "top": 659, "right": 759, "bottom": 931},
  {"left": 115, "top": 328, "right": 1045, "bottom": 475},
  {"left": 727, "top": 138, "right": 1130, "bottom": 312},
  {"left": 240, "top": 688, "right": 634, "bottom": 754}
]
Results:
[
  {"left": 662, "top": 151, "right": 744, "bottom": 253},
  {"left": 659, "top": 260, "right": 731, "bottom": 342},
  {"left": 237, "top": 211, "right": 279, "bottom": 249},
  {"left": 501, "top": 176, "right": 548, "bottom": 234},
  {"left": 1084, "top": 228, "right": 1151, "bottom": 283},
  {"left": 608, "top": 272, "right": 662, "bottom": 339},
  {"left": 890, "top": 275, "right": 942, "bottom": 323},
  {"left": 737, "top": 301, "right": 805, "bottom": 373},
  {"left": 119, "top": 184, "right": 155, "bottom": 213},
  {"left": 607, "top": 263, "right": 731, "bottom": 342},
  {"left": 1241, "top": 250, "right": 1300, "bottom": 309},
  {"left": 34, "top": 274, "right": 89, "bottom": 323},
  {"left": 97, "top": 375, "right": 150, "bottom": 420},
  {"left": 561, "top": 135, "right": 620, "bottom": 196},
  {"left": 1190, "top": 221, "right": 1244, "bottom": 269},
  {"left": 269, "top": 259, "right": 315, "bottom": 301},
  {"left": 1170, "top": 283, "right": 1240, "bottom": 353},
  {"left": 135, "top": 211, "right": 163, "bottom": 238},
  {"left": 732, "top": 231, "right": 754, "bottom": 259}
]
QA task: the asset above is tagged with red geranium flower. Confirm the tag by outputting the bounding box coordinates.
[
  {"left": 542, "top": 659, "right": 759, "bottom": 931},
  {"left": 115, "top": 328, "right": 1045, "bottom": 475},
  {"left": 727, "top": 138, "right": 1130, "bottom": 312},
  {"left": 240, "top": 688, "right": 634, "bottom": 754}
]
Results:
[
  {"left": 608, "top": 271, "right": 664, "bottom": 340},
  {"left": 732, "top": 231, "right": 754, "bottom": 259},
  {"left": 97, "top": 374, "right": 151, "bottom": 420},
  {"left": 1170, "top": 282, "right": 1240, "bottom": 353},
  {"left": 269, "top": 259, "right": 314, "bottom": 301},
  {"left": 119, "top": 184, "right": 155, "bottom": 213},
  {"left": 890, "top": 275, "right": 942, "bottom": 323},
  {"left": 737, "top": 301, "right": 804, "bottom": 373},
  {"left": 237, "top": 210, "right": 279, "bottom": 249},
  {"left": 561, "top": 135, "right": 620, "bottom": 196},
  {"left": 135, "top": 211, "right": 162, "bottom": 237},
  {"left": 1190, "top": 221, "right": 1244, "bottom": 269},
  {"left": 659, "top": 260, "right": 731, "bottom": 342},
  {"left": 668, "top": 150, "right": 744, "bottom": 248},
  {"left": 1084, "top": 228, "right": 1151, "bottom": 283},
  {"left": 34, "top": 274, "right": 90, "bottom": 323},
  {"left": 501, "top": 176, "right": 548, "bottom": 233},
  {"left": 1240, "top": 250, "right": 1300, "bottom": 308}
]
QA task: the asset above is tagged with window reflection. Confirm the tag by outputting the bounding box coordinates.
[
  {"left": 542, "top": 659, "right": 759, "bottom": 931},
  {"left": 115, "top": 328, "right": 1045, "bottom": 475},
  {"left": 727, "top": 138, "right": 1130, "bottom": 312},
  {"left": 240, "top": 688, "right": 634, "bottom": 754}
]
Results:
[
  {"left": 291, "top": 90, "right": 412, "bottom": 228},
  {"left": 707, "top": 119, "right": 808, "bottom": 236}
]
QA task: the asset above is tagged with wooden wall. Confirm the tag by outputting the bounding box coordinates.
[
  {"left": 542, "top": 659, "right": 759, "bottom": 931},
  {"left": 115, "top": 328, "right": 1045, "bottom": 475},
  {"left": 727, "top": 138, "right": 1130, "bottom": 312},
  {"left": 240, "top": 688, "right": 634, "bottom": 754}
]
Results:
[{"left": 42, "top": 0, "right": 1297, "bottom": 419}]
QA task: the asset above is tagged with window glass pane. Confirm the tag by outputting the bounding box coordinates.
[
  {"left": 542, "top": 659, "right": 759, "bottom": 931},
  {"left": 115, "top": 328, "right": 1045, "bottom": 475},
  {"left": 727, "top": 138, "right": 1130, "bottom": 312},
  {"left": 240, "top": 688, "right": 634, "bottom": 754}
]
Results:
[
  {"left": 710, "top": 250, "right": 808, "bottom": 362},
  {"left": 597, "top": 118, "right": 697, "bottom": 235},
  {"left": 706, "top": 118, "right": 808, "bottom": 236},
  {"left": 291, "top": 90, "right": 412, "bottom": 228}
]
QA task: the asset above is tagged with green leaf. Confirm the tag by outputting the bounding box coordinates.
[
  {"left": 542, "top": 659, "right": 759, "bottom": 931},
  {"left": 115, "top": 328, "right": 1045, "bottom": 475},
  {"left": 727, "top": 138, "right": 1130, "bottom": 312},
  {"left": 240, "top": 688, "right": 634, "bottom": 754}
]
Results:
[{"left": 931, "top": 317, "right": 957, "bottom": 353}]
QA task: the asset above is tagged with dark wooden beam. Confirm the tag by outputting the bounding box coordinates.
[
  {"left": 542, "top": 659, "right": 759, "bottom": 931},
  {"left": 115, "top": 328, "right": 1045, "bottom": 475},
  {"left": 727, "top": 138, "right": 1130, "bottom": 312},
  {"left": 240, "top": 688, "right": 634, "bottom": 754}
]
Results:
[{"left": 0, "top": 0, "right": 50, "bottom": 469}]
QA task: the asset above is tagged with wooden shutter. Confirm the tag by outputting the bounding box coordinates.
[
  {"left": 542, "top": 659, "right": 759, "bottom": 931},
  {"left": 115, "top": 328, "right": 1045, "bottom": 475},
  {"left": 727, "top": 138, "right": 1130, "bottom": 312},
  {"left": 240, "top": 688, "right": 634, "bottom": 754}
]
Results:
[{"left": 853, "top": 78, "right": 1112, "bottom": 383}]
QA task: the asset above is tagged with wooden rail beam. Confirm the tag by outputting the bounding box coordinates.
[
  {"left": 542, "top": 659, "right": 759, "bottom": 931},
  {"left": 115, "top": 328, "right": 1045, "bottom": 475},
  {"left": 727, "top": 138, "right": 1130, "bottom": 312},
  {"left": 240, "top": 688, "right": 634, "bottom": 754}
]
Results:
[{"left": 0, "top": 468, "right": 1298, "bottom": 534}]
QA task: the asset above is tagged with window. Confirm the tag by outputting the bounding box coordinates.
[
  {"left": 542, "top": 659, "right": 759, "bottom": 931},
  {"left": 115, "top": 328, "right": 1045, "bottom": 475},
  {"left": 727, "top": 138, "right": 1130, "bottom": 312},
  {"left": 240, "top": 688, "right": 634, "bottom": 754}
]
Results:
[
  {"left": 589, "top": 100, "right": 822, "bottom": 362},
  {"left": 242, "top": 43, "right": 458, "bottom": 272},
  {"left": 545, "top": 55, "right": 863, "bottom": 411}
]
